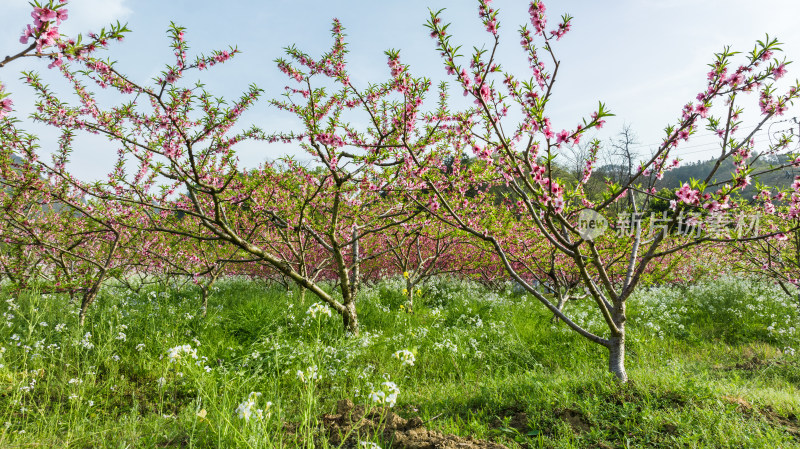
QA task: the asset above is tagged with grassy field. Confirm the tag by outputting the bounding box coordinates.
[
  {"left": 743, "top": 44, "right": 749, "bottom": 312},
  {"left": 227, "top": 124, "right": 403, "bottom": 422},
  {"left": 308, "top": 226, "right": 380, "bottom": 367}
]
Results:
[{"left": 0, "top": 276, "right": 798, "bottom": 448}]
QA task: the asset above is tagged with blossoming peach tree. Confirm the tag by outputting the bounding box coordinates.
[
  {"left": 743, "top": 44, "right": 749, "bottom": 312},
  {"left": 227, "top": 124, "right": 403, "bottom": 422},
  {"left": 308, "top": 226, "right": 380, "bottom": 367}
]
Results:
[
  {"left": 731, "top": 206, "right": 800, "bottom": 309},
  {"left": 0, "top": 0, "right": 132, "bottom": 324},
  {"left": 18, "top": 8, "right": 458, "bottom": 333},
  {"left": 371, "top": 217, "right": 493, "bottom": 313},
  {"left": 401, "top": 0, "right": 800, "bottom": 381}
]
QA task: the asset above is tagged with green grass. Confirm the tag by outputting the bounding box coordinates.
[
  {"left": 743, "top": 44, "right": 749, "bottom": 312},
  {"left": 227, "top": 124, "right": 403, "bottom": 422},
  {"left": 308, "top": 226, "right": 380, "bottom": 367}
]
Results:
[{"left": 0, "top": 276, "right": 798, "bottom": 448}]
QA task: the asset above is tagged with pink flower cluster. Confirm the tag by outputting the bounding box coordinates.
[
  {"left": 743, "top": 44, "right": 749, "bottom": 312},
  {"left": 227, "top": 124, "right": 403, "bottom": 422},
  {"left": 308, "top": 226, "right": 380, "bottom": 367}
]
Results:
[
  {"left": 316, "top": 132, "right": 344, "bottom": 148},
  {"left": 478, "top": 1, "right": 498, "bottom": 36},
  {"left": 590, "top": 111, "right": 605, "bottom": 129},
  {"left": 0, "top": 83, "right": 12, "bottom": 119},
  {"left": 773, "top": 63, "right": 787, "bottom": 80},
  {"left": 387, "top": 55, "right": 404, "bottom": 79},
  {"left": 20, "top": 2, "right": 68, "bottom": 56},
  {"left": 0, "top": 97, "right": 11, "bottom": 118},
  {"left": 540, "top": 178, "right": 565, "bottom": 212},
  {"left": 528, "top": 2, "right": 547, "bottom": 35},
  {"left": 674, "top": 183, "right": 700, "bottom": 207},
  {"left": 277, "top": 61, "right": 305, "bottom": 83},
  {"left": 472, "top": 144, "right": 495, "bottom": 163},
  {"left": 759, "top": 89, "right": 788, "bottom": 116},
  {"left": 550, "top": 18, "right": 571, "bottom": 41}
]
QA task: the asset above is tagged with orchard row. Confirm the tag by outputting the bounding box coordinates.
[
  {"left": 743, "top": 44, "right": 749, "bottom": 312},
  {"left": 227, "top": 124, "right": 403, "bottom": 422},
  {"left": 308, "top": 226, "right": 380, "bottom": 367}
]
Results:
[{"left": 1, "top": 0, "right": 799, "bottom": 381}]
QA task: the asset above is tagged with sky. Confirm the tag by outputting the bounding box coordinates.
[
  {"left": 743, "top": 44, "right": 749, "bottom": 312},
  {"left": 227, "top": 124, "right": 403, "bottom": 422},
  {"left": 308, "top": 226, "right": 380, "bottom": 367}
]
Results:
[{"left": 1, "top": 0, "right": 800, "bottom": 181}]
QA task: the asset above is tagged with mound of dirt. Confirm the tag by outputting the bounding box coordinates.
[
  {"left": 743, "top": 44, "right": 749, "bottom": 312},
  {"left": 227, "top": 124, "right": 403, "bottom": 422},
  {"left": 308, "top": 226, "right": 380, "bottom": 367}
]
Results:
[
  {"left": 722, "top": 397, "right": 800, "bottom": 439},
  {"left": 556, "top": 408, "right": 591, "bottom": 434},
  {"left": 322, "top": 399, "right": 508, "bottom": 449},
  {"left": 490, "top": 411, "right": 528, "bottom": 433}
]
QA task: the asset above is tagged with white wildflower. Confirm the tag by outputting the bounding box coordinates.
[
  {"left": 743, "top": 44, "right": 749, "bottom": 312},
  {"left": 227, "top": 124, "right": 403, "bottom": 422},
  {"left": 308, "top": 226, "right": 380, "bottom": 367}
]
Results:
[
  {"left": 306, "top": 302, "right": 332, "bottom": 319},
  {"left": 369, "top": 381, "right": 400, "bottom": 407},
  {"left": 392, "top": 349, "right": 415, "bottom": 366},
  {"left": 79, "top": 332, "right": 94, "bottom": 350},
  {"left": 236, "top": 392, "right": 272, "bottom": 422},
  {"left": 166, "top": 344, "right": 198, "bottom": 363},
  {"left": 297, "top": 365, "right": 320, "bottom": 383}
]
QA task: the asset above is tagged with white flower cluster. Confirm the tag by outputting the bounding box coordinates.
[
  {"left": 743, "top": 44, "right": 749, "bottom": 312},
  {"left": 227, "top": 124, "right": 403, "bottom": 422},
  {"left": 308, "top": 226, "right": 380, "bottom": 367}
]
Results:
[
  {"left": 392, "top": 349, "right": 415, "bottom": 366},
  {"left": 297, "top": 365, "right": 320, "bottom": 383},
  {"left": 166, "top": 344, "right": 198, "bottom": 363},
  {"left": 235, "top": 391, "right": 272, "bottom": 422},
  {"left": 19, "top": 378, "right": 35, "bottom": 393},
  {"left": 5, "top": 298, "right": 18, "bottom": 311},
  {"left": 433, "top": 339, "right": 457, "bottom": 353},
  {"left": 306, "top": 302, "right": 332, "bottom": 319},
  {"left": 369, "top": 381, "right": 400, "bottom": 407},
  {"left": 78, "top": 332, "right": 94, "bottom": 350}
]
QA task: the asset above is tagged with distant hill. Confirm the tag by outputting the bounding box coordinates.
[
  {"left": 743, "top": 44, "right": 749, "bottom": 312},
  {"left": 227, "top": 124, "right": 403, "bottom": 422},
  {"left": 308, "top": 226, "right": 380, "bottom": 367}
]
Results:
[{"left": 656, "top": 153, "right": 797, "bottom": 196}]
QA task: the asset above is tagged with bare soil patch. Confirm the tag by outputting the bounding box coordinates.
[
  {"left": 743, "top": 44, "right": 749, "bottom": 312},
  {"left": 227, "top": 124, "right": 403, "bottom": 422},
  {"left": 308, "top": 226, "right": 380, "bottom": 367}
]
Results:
[
  {"left": 322, "top": 399, "right": 508, "bottom": 449},
  {"left": 721, "top": 396, "right": 800, "bottom": 439},
  {"left": 555, "top": 408, "right": 591, "bottom": 434}
]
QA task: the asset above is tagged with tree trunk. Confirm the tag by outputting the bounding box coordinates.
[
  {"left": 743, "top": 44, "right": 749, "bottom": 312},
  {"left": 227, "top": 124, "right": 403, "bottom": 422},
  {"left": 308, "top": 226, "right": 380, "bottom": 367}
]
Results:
[
  {"left": 551, "top": 293, "right": 569, "bottom": 324},
  {"left": 297, "top": 263, "right": 308, "bottom": 304},
  {"left": 342, "top": 301, "right": 359, "bottom": 335},
  {"left": 201, "top": 287, "right": 209, "bottom": 318},
  {"left": 406, "top": 279, "right": 415, "bottom": 314},
  {"left": 350, "top": 225, "right": 361, "bottom": 298},
  {"left": 79, "top": 287, "right": 99, "bottom": 327},
  {"left": 200, "top": 272, "right": 221, "bottom": 318},
  {"left": 607, "top": 334, "right": 627, "bottom": 382}
]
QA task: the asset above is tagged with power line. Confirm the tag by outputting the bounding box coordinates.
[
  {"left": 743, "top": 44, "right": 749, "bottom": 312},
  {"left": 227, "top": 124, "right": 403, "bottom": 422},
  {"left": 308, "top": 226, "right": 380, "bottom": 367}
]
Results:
[
  {"left": 623, "top": 117, "right": 798, "bottom": 152},
  {"left": 676, "top": 136, "right": 775, "bottom": 156}
]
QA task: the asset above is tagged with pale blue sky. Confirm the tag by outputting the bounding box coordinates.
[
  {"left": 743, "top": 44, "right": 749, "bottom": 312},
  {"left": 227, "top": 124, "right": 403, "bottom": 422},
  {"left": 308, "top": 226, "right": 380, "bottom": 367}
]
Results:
[{"left": 2, "top": 0, "right": 799, "bottom": 180}]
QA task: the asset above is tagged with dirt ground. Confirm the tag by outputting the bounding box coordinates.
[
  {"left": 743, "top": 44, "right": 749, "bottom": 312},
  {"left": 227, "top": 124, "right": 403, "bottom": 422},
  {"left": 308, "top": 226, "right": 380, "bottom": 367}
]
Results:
[{"left": 321, "top": 399, "right": 509, "bottom": 449}]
